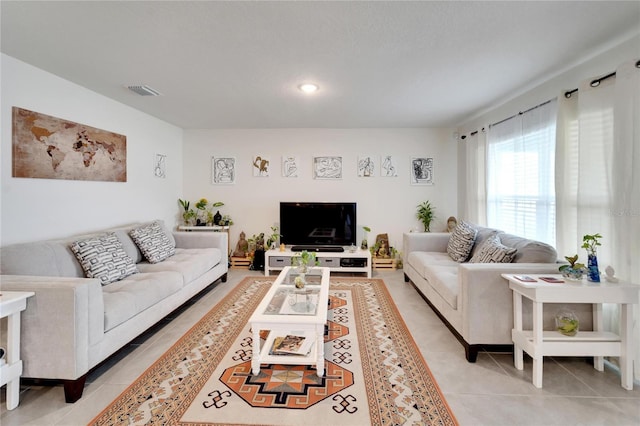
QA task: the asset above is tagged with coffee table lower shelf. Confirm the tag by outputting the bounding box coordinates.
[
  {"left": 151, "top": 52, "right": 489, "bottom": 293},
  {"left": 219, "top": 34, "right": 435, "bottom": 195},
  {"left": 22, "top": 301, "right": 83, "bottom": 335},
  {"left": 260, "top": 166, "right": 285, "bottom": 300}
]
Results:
[{"left": 252, "top": 329, "right": 325, "bottom": 376}]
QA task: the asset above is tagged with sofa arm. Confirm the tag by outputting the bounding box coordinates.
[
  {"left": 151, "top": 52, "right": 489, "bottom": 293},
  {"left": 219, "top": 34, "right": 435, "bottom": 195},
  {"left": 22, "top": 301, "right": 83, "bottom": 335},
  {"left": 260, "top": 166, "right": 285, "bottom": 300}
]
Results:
[
  {"left": 458, "top": 263, "right": 562, "bottom": 344},
  {"left": 403, "top": 232, "right": 450, "bottom": 263},
  {"left": 0, "top": 275, "right": 103, "bottom": 380},
  {"left": 173, "top": 231, "right": 229, "bottom": 265}
]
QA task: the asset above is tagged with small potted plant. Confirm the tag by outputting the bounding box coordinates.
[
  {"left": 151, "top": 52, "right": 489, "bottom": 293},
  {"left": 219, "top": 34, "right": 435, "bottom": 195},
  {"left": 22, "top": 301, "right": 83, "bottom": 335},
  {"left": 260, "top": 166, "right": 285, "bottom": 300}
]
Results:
[
  {"left": 361, "top": 226, "right": 371, "bottom": 250},
  {"left": 178, "top": 199, "right": 196, "bottom": 225},
  {"left": 555, "top": 309, "right": 579, "bottom": 336},
  {"left": 559, "top": 254, "right": 586, "bottom": 281},
  {"left": 581, "top": 233, "right": 602, "bottom": 282},
  {"left": 416, "top": 201, "right": 435, "bottom": 232},
  {"left": 266, "top": 225, "right": 282, "bottom": 250},
  {"left": 291, "top": 250, "right": 317, "bottom": 273}
]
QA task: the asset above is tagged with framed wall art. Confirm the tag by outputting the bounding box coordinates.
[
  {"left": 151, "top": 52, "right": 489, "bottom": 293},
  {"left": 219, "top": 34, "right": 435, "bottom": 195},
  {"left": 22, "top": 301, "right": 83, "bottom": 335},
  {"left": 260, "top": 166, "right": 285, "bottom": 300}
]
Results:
[
  {"left": 12, "top": 107, "right": 127, "bottom": 182},
  {"left": 357, "top": 155, "right": 377, "bottom": 177},
  {"left": 154, "top": 153, "right": 166, "bottom": 178},
  {"left": 410, "top": 157, "right": 433, "bottom": 185},
  {"left": 381, "top": 155, "right": 398, "bottom": 177},
  {"left": 313, "top": 156, "right": 342, "bottom": 180},
  {"left": 252, "top": 155, "right": 270, "bottom": 177},
  {"left": 282, "top": 155, "right": 299, "bottom": 177},
  {"left": 212, "top": 157, "right": 236, "bottom": 184}
]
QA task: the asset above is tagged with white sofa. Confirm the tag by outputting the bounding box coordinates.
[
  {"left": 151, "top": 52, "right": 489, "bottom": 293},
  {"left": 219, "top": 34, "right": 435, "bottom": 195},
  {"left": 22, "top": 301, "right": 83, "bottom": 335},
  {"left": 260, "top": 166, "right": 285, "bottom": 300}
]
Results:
[
  {"left": 0, "top": 220, "right": 228, "bottom": 402},
  {"left": 403, "top": 224, "right": 593, "bottom": 362}
]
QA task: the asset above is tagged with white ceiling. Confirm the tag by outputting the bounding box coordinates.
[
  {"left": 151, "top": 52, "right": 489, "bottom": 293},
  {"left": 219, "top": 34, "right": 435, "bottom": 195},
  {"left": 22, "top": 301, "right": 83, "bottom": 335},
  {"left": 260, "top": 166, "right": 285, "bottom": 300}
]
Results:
[{"left": 2, "top": 1, "right": 639, "bottom": 129}]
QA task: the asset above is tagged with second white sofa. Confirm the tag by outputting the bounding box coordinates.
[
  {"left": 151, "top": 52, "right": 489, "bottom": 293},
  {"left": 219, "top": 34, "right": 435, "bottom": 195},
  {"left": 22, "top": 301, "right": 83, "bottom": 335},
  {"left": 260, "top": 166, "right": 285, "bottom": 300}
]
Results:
[{"left": 403, "top": 223, "right": 593, "bottom": 362}]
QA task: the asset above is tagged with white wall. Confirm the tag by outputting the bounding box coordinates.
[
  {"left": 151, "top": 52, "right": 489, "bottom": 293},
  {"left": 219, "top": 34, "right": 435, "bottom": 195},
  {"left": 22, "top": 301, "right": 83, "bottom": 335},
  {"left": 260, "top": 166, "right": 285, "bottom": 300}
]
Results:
[
  {"left": 183, "top": 128, "right": 457, "bottom": 252},
  {"left": 1, "top": 54, "right": 184, "bottom": 245},
  {"left": 455, "top": 34, "right": 640, "bottom": 221}
]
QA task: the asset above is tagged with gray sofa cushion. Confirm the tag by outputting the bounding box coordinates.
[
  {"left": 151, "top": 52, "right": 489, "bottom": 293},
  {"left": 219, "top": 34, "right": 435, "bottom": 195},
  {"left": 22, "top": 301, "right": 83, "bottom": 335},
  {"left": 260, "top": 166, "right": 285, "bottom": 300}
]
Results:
[
  {"left": 102, "top": 271, "right": 183, "bottom": 331},
  {"left": 499, "top": 233, "right": 557, "bottom": 263},
  {"left": 423, "top": 265, "right": 459, "bottom": 309},
  {"left": 136, "top": 248, "right": 221, "bottom": 284}
]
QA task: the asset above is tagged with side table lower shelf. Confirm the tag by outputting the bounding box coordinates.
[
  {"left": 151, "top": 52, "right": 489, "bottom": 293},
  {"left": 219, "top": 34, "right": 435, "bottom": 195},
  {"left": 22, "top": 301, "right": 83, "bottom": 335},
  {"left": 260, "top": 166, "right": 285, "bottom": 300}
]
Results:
[{"left": 512, "top": 330, "right": 621, "bottom": 357}]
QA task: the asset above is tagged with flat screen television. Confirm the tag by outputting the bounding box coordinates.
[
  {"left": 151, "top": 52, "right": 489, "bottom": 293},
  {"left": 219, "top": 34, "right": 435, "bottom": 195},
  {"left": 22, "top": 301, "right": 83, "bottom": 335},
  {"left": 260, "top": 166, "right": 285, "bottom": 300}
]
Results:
[{"left": 279, "top": 202, "right": 356, "bottom": 249}]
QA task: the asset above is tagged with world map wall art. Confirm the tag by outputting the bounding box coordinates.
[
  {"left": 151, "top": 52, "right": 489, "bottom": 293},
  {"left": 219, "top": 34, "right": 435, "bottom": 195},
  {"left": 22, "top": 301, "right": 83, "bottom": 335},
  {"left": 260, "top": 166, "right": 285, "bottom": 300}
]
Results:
[{"left": 12, "top": 107, "right": 127, "bottom": 182}]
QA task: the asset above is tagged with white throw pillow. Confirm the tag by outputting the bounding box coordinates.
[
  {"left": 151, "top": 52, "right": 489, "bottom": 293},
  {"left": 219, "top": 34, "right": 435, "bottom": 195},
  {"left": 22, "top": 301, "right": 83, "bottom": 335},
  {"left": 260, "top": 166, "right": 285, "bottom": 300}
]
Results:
[
  {"left": 469, "top": 235, "right": 517, "bottom": 263},
  {"left": 130, "top": 221, "right": 176, "bottom": 263},
  {"left": 447, "top": 220, "right": 478, "bottom": 262},
  {"left": 70, "top": 232, "right": 138, "bottom": 285}
]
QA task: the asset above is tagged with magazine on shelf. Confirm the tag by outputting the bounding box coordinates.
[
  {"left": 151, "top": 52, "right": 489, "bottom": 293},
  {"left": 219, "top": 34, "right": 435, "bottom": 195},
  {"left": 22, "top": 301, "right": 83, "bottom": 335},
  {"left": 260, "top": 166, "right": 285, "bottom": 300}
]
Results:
[
  {"left": 539, "top": 276, "right": 564, "bottom": 283},
  {"left": 513, "top": 275, "right": 537, "bottom": 282},
  {"left": 270, "top": 333, "right": 314, "bottom": 356}
]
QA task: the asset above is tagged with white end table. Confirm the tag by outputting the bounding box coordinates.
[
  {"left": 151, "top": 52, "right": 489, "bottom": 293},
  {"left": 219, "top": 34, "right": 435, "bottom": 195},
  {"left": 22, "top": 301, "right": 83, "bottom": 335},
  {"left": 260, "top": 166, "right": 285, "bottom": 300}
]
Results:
[
  {"left": 502, "top": 274, "right": 639, "bottom": 390},
  {"left": 0, "top": 291, "right": 35, "bottom": 410}
]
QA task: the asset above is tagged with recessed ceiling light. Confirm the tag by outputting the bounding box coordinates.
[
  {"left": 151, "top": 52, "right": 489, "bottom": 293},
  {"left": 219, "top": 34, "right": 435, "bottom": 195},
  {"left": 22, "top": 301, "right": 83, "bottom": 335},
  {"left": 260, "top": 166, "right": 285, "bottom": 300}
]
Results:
[{"left": 298, "top": 83, "right": 319, "bottom": 94}]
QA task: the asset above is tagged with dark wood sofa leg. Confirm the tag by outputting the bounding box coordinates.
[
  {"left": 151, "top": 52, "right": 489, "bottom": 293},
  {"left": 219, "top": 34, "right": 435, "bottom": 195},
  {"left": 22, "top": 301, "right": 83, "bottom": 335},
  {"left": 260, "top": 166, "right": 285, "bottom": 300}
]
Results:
[
  {"left": 404, "top": 273, "right": 410, "bottom": 282},
  {"left": 221, "top": 273, "right": 228, "bottom": 283},
  {"left": 465, "top": 344, "right": 479, "bottom": 363},
  {"left": 63, "top": 375, "right": 87, "bottom": 403}
]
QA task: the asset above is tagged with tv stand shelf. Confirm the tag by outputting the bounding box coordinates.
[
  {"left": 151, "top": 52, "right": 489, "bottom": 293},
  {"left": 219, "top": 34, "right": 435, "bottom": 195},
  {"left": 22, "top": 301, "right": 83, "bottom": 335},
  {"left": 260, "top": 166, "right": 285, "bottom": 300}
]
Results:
[{"left": 265, "top": 248, "right": 371, "bottom": 278}]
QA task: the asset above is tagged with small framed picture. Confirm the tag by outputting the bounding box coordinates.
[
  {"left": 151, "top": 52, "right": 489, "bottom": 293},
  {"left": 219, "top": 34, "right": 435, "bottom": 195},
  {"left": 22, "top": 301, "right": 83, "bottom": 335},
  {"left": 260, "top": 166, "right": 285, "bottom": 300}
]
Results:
[
  {"left": 282, "top": 155, "right": 299, "bottom": 177},
  {"left": 212, "top": 157, "right": 236, "bottom": 184},
  {"left": 313, "top": 156, "right": 342, "bottom": 179},
  {"left": 252, "top": 155, "right": 270, "bottom": 177},
  {"left": 154, "top": 153, "right": 166, "bottom": 178},
  {"left": 381, "top": 155, "right": 398, "bottom": 177},
  {"left": 410, "top": 157, "right": 433, "bottom": 185},
  {"left": 358, "top": 155, "right": 377, "bottom": 177}
]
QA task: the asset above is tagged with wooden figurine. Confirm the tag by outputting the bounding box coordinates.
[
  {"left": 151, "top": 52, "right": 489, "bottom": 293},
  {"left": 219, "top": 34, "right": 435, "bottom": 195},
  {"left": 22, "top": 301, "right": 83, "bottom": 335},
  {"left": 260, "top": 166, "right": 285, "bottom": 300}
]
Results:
[{"left": 233, "top": 231, "right": 249, "bottom": 257}]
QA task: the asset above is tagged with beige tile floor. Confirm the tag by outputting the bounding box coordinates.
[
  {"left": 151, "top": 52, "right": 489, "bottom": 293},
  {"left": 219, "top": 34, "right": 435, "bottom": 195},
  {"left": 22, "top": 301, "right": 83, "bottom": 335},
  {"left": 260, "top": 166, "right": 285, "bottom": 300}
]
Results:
[{"left": 2, "top": 269, "right": 639, "bottom": 425}]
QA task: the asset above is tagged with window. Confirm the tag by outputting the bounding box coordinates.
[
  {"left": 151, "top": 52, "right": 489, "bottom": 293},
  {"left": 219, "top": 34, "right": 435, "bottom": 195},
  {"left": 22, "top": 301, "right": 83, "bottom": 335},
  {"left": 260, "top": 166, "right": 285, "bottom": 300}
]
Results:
[{"left": 486, "top": 99, "right": 557, "bottom": 245}]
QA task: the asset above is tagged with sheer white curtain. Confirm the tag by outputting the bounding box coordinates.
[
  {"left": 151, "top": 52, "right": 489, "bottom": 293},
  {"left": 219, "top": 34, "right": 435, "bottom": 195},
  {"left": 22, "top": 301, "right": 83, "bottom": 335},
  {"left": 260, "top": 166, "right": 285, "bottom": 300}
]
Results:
[
  {"left": 463, "top": 131, "right": 487, "bottom": 225},
  {"left": 486, "top": 100, "right": 557, "bottom": 245},
  {"left": 556, "top": 59, "right": 640, "bottom": 380}
]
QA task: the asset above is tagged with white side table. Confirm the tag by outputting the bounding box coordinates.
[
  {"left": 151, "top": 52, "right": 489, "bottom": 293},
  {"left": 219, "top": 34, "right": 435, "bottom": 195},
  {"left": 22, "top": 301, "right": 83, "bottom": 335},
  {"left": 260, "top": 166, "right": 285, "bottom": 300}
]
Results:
[
  {"left": 0, "top": 291, "right": 35, "bottom": 410},
  {"left": 502, "top": 274, "right": 639, "bottom": 390}
]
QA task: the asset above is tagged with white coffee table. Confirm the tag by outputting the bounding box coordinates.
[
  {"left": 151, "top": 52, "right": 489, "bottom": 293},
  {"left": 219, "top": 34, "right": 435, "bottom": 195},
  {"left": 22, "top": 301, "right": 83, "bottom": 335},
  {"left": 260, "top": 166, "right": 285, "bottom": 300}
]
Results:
[
  {"left": 0, "top": 291, "right": 35, "bottom": 410},
  {"left": 502, "top": 274, "right": 639, "bottom": 390},
  {"left": 249, "top": 266, "right": 330, "bottom": 376}
]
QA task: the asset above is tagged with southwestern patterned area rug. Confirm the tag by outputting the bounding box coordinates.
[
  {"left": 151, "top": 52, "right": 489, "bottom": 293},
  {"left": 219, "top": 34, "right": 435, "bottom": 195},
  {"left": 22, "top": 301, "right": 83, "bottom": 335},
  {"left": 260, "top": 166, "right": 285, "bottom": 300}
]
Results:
[{"left": 90, "top": 277, "right": 458, "bottom": 426}]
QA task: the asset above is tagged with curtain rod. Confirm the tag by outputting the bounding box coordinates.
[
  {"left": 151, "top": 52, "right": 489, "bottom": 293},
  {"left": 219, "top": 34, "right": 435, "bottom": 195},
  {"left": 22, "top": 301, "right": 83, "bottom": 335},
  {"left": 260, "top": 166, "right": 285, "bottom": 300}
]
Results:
[
  {"left": 565, "top": 59, "right": 640, "bottom": 98},
  {"left": 460, "top": 98, "right": 551, "bottom": 138},
  {"left": 462, "top": 59, "right": 639, "bottom": 139},
  {"left": 489, "top": 99, "right": 552, "bottom": 128}
]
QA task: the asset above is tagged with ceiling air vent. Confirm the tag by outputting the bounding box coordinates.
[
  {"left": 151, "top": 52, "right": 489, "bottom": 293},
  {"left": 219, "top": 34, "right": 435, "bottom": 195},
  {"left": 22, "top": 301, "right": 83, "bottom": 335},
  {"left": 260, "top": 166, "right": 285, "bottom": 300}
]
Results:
[{"left": 127, "top": 85, "right": 162, "bottom": 96}]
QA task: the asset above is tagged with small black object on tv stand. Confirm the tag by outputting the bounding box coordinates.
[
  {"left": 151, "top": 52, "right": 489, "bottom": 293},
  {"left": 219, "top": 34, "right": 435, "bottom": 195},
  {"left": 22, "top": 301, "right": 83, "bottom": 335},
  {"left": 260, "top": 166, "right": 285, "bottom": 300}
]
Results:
[{"left": 291, "top": 245, "right": 345, "bottom": 253}]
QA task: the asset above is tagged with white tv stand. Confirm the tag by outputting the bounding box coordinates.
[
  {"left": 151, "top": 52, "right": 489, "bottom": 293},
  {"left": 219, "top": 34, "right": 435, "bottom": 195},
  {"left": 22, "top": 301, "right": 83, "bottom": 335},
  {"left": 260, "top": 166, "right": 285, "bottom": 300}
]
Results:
[{"left": 265, "top": 247, "right": 372, "bottom": 278}]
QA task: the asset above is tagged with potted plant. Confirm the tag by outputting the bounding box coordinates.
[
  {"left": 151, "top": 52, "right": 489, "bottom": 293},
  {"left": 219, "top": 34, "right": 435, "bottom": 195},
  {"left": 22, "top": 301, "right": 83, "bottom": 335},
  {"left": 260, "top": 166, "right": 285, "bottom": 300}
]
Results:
[
  {"left": 291, "top": 250, "right": 317, "bottom": 273},
  {"left": 178, "top": 199, "right": 196, "bottom": 225},
  {"left": 559, "top": 254, "right": 586, "bottom": 281},
  {"left": 581, "top": 233, "right": 602, "bottom": 282},
  {"left": 266, "top": 225, "right": 282, "bottom": 250},
  {"left": 416, "top": 201, "right": 435, "bottom": 232},
  {"left": 360, "top": 226, "right": 371, "bottom": 250},
  {"left": 555, "top": 309, "right": 579, "bottom": 336}
]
